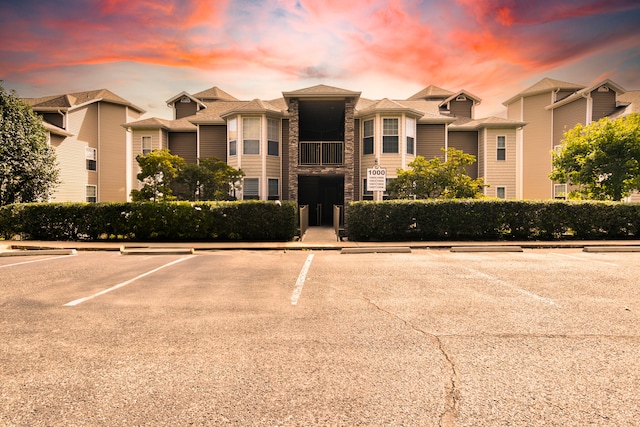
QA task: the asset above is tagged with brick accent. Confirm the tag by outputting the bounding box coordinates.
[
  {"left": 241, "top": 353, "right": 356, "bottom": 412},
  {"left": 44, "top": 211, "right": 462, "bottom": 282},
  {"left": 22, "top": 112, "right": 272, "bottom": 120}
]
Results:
[{"left": 287, "top": 99, "right": 299, "bottom": 201}]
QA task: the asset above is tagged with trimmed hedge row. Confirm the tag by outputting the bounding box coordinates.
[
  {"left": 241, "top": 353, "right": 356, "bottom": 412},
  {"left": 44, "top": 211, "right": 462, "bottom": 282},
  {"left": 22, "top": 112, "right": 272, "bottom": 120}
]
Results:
[
  {"left": 0, "top": 201, "right": 298, "bottom": 241},
  {"left": 346, "top": 199, "right": 640, "bottom": 241}
]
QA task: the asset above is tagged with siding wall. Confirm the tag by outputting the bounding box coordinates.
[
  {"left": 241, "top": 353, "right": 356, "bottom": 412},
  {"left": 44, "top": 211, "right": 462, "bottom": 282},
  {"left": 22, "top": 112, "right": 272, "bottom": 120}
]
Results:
[
  {"left": 553, "top": 98, "right": 587, "bottom": 146},
  {"left": 591, "top": 88, "right": 617, "bottom": 122},
  {"left": 354, "top": 118, "right": 360, "bottom": 200},
  {"left": 175, "top": 101, "right": 198, "bottom": 119},
  {"left": 484, "top": 129, "right": 517, "bottom": 198},
  {"left": 521, "top": 92, "right": 553, "bottom": 199},
  {"left": 169, "top": 132, "right": 197, "bottom": 164},
  {"left": 98, "top": 102, "right": 128, "bottom": 201},
  {"left": 50, "top": 136, "right": 87, "bottom": 202},
  {"left": 449, "top": 98, "right": 473, "bottom": 118},
  {"left": 199, "top": 125, "right": 227, "bottom": 160},
  {"left": 448, "top": 131, "right": 479, "bottom": 178},
  {"left": 417, "top": 124, "right": 446, "bottom": 160},
  {"left": 131, "top": 129, "right": 164, "bottom": 192},
  {"left": 281, "top": 119, "right": 289, "bottom": 199}
]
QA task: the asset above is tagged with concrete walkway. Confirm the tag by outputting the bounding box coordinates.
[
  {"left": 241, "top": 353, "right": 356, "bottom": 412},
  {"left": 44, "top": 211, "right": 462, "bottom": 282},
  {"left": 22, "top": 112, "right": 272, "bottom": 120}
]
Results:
[{"left": 301, "top": 226, "right": 338, "bottom": 243}]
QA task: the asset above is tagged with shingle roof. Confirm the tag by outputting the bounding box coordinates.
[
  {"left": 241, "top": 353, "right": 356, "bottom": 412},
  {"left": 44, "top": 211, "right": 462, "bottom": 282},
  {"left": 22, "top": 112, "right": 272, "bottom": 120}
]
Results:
[
  {"left": 503, "top": 78, "right": 584, "bottom": 106},
  {"left": 24, "top": 89, "right": 145, "bottom": 113},
  {"left": 449, "top": 116, "right": 526, "bottom": 130},
  {"left": 192, "top": 86, "right": 239, "bottom": 101},
  {"left": 610, "top": 90, "right": 640, "bottom": 118},
  {"left": 407, "top": 85, "right": 454, "bottom": 100},
  {"left": 282, "top": 84, "right": 361, "bottom": 100},
  {"left": 124, "top": 116, "right": 196, "bottom": 131}
]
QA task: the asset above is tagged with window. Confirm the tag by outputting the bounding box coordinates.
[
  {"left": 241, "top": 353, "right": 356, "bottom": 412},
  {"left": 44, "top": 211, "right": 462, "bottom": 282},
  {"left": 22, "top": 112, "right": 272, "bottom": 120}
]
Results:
[
  {"left": 243, "top": 178, "right": 259, "bottom": 200},
  {"left": 362, "top": 179, "right": 373, "bottom": 200},
  {"left": 86, "top": 147, "right": 97, "bottom": 171},
  {"left": 142, "top": 136, "right": 152, "bottom": 155},
  {"left": 243, "top": 117, "right": 260, "bottom": 155},
  {"left": 180, "top": 96, "right": 192, "bottom": 103},
  {"left": 228, "top": 118, "right": 237, "bottom": 156},
  {"left": 382, "top": 118, "right": 399, "bottom": 153},
  {"left": 554, "top": 184, "right": 567, "bottom": 199},
  {"left": 496, "top": 186, "right": 506, "bottom": 199},
  {"left": 363, "top": 119, "right": 374, "bottom": 155},
  {"left": 456, "top": 94, "right": 467, "bottom": 101},
  {"left": 86, "top": 185, "right": 97, "bottom": 203},
  {"left": 497, "top": 136, "right": 506, "bottom": 161},
  {"left": 406, "top": 117, "right": 415, "bottom": 155},
  {"left": 268, "top": 178, "right": 279, "bottom": 200},
  {"left": 268, "top": 118, "right": 279, "bottom": 156}
]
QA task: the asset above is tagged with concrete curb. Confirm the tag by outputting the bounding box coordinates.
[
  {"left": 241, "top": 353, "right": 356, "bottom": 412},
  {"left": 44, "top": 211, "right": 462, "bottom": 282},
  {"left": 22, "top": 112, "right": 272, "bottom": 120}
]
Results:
[
  {"left": 583, "top": 246, "right": 640, "bottom": 253},
  {"left": 450, "top": 246, "right": 524, "bottom": 253},
  {"left": 119, "top": 246, "right": 196, "bottom": 255},
  {"left": 0, "top": 248, "right": 77, "bottom": 257},
  {"left": 341, "top": 247, "right": 412, "bottom": 254}
]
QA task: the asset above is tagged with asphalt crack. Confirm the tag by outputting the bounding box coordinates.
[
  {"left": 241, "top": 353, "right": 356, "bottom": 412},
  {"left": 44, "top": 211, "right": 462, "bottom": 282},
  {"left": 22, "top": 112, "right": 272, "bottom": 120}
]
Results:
[{"left": 363, "top": 297, "right": 460, "bottom": 427}]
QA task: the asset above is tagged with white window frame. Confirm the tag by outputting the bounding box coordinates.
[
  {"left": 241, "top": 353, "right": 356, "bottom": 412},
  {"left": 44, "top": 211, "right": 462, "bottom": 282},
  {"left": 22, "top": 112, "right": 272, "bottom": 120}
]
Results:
[
  {"left": 267, "top": 118, "right": 279, "bottom": 156},
  {"left": 243, "top": 177, "right": 259, "bottom": 200},
  {"left": 242, "top": 117, "right": 261, "bottom": 155},
  {"left": 382, "top": 118, "right": 399, "bottom": 153},
  {"left": 363, "top": 119, "right": 374, "bottom": 155},
  {"left": 496, "top": 186, "right": 506, "bottom": 199},
  {"left": 406, "top": 117, "right": 415, "bottom": 155},
  {"left": 141, "top": 136, "right": 152, "bottom": 155},
  {"left": 228, "top": 118, "right": 238, "bottom": 157},
  {"left": 554, "top": 184, "right": 567, "bottom": 199},
  {"left": 497, "top": 136, "right": 506, "bottom": 161},
  {"left": 86, "top": 147, "right": 97, "bottom": 171},
  {"left": 86, "top": 185, "right": 97, "bottom": 202}
]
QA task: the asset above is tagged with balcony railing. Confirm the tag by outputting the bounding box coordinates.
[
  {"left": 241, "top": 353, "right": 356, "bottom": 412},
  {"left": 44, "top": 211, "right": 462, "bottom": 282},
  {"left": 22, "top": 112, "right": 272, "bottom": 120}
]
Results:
[{"left": 300, "top": 141, "right": 344, "bottom": 165}]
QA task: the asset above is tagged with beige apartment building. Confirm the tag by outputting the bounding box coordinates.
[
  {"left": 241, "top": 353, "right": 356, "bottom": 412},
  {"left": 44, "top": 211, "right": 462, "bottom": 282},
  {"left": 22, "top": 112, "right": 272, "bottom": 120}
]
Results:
[
  {"left": 25, "top": 90, "right": 145, "bottom": 202},
  {"left": 27, "top": 78, "right": 638, "bottom": 218}
]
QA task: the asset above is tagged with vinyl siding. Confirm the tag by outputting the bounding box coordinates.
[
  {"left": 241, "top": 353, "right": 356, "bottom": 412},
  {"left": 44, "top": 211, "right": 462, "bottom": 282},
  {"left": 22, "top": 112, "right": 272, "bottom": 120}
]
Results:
[
  {"left": 281, "top": 119, "right": 289, "bottom": 199},
  {"left": 521, "top": 92, "right": 553, "bottom": 199},
  {"left": 169, "top": 132, "right": 197, "bottom": 164},
  {"left": 98, "top": 102, "right": 128, "bottom": 201},
  {"left": 448, "top": 131, "right": 478, "bottom": 178},
  {"left": 553, "top": 98, "right": 587, "bottom": 146},
  {"left": 72, "top": 104, "right": 98, "bottom": 148},
  {"left": 591, "top": 88, "right": 617, "bottom": 122},
  {"left": 50, "top": 136, "right": 87, "bottom": 202},
  {"left": 477, "top": 131, "right": 485, "bottom": 179},
  {"left": 506, "top": 98, "right": 522, "bottom": 121},
  {"left": 266, "top": 157, "right": 280, "bottom": 178},
  {"left": 449, "top": 98, "right": 473, "bottom": 118},
  {"left": 199, "top": 125, "right": 227, "bottom": 160},
  {"left": 175, "top": 101, "right": 197, "bottom": 119},
  {"left": 484, "top": 129, "right": 517, "bottom": 198},
  {"left": 417, "top": 124, "right": 446, "bottom": 160}
]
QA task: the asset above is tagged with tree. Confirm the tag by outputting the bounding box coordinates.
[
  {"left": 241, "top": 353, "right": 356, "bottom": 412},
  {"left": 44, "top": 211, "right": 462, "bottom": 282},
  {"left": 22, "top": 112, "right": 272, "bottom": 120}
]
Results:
[
  {"left": 131, "top": 148, "right": 185, "bottom": 202},
  {"left": 388, "top": 148, "right": 485, "bottom": 199},
  {"left": 550, "top": 113, "right": 640, "bottom": 201},
  {"left": 0, "top": 83, "right": 60, "bottom": 206},
  {"left": 173, "top": 157, "right": 244, "bottom": 201}
]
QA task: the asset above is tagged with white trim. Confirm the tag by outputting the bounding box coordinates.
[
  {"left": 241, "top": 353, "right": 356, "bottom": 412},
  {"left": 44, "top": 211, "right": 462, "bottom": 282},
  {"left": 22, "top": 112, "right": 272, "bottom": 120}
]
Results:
[{"left": 496, "top": 186, "right": 506, "bottom": 199}]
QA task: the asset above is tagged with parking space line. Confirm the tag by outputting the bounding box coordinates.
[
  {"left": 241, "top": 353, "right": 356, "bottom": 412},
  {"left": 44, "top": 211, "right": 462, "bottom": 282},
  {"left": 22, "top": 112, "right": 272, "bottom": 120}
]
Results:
[
  {"left": 291, "top": 253, "right": 314, "bottom": 306},
  {"left": 63, "top": 256, "right": 195, "bottom": 306},
  {"left": 463, "top": 267, "right": 558, "bottom": 307},
  {"left": 0, "top": 254, "right": 77, "bottom": 269}
]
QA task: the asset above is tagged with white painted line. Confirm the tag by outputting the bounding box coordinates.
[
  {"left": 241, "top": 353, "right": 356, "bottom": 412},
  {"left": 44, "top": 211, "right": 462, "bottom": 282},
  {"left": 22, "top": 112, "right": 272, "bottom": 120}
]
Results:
[
  {"left": 64, "top": 256, "right": 194, "bottom": 306},
  {"left": 0, "top": 254, "right": 77, "bottom": 269},
  {"left": 550, "top": 252, "right": 619, "bottom": 267},
  {"left": 464, "top": 267, "right": 558, "bottom": 307},
  {"left": 291, "top": 253, "right": 314, "bottom": 306}
]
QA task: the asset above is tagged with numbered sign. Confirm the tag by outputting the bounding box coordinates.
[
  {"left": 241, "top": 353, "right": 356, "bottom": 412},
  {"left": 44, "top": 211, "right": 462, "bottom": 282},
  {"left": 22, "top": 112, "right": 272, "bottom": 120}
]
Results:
[{"left": 366, "top": 165, "right": 387, "bottom": 192}]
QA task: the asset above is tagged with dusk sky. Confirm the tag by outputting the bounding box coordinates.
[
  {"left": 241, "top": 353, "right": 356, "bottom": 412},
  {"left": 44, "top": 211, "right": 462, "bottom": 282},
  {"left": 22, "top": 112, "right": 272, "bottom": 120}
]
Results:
[{"left": 1, "top": 0, "right": 639, "bottom": 119}]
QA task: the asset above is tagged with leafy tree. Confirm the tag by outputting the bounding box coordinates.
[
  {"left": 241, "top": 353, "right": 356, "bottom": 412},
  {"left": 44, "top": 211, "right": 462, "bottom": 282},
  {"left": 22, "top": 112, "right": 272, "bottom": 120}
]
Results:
[
  {"left": 0, "top": 83, "right": 60, "bottom": 206},
  {"left": 550, "top": 113, "right": 640, "bottom": 201},
  {"left": 388, "top": 148, "right": 485, "bottom": 199},
  {"left": 173, "top": 157, "right": 244, "bottom": 201},
  {"left": 131, "top": 148, "right": 185, "bottom": 202}
]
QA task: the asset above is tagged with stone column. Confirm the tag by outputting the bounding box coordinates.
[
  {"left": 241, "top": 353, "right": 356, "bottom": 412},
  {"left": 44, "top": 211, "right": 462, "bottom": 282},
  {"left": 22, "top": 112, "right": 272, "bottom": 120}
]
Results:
[
  {"left": 287, "top": 99, "right": 299, "bottom": 202},
  {"left": 343, "top": 98, "right": 355, "bottom": 206}
]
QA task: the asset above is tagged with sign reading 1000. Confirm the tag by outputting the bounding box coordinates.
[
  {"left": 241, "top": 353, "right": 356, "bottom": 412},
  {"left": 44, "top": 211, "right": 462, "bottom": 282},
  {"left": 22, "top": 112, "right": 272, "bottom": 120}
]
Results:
[{"left": 366, "top": 165, "right": 387, "bottom": 192}]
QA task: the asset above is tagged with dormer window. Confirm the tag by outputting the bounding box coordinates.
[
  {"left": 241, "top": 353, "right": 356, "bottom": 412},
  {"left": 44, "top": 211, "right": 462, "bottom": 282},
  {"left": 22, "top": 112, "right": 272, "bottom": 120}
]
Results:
[
  {"left": 597, "top": 86, "right": 610, "bottom": 93},
  {"left": 456, "top": 95, "right": 467, "bottom": 101},
  {"left": 180, "top": 96, "right": 192, "bottom": 103}
]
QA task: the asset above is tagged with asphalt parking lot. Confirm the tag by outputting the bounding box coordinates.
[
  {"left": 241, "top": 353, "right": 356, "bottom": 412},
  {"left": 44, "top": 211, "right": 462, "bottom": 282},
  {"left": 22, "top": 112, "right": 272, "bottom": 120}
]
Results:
[{"left": 1, "top": 248, "right": 639, "bottom": 426}]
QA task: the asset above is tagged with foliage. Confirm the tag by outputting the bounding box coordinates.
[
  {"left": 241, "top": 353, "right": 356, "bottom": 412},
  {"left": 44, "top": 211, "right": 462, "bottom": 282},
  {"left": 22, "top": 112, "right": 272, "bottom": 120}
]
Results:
[
  {"left": 131, "top": 149, "right": 185, "bottom": 202},
  {"left": 0, "top": 201, "right": 298, "bottom": 242},
  {"left": 345, "top": 199, "right": 640, "bottom": 241},
  {"left": 550, "top": 113, "right": 640, "bottom": 201},
  {"left": 388, "top": 148, "right": 485, "bottom": 199},
  {"left": 173, "top": 157, "right": 244, "bottom": 201},
  {"left": 0, "top": 83, "right": 60, "bottom": 206}
]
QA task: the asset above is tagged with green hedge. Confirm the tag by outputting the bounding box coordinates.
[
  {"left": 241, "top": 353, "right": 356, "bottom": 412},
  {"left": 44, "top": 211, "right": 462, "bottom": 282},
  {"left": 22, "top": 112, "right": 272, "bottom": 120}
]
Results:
[
  {"left": 345, "top": 200, "right": 640, "bottom": 241},
  {"left": 0, "top": 201, "right": 298, "bottom": 242}
]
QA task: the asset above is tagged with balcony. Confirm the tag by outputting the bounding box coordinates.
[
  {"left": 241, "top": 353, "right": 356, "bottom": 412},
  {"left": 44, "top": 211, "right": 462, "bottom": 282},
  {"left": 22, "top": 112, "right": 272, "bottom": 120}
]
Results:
[{"left": 299, "top": 141, "right": 344, "bottom": 166}]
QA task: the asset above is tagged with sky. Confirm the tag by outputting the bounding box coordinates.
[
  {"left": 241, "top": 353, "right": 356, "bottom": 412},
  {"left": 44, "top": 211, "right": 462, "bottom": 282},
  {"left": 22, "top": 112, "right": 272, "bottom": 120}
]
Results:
[{"left": 1, "top": 0, "right": 639, "bottom": 119}]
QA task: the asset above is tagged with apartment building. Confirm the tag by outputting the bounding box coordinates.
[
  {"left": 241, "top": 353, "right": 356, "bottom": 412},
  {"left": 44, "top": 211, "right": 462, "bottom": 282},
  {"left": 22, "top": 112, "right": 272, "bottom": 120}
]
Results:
[{"left": 25, "top": 89, "right": 145, "bottom": 202}]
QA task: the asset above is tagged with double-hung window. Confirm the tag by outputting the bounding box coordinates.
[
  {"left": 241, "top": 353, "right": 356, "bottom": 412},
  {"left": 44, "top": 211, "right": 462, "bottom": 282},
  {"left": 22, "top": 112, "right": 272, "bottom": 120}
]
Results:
[
  {"left": 243, "top": 117, "right": 260, "bottom": 155},
  {"left": 268, "top": 118, "right": 279, "bottom": 156},
  {"left": 141, "top": 136, "right": 152, "bottom": 155},
  {"left": 268, "top": 178, "right": 279, "bottom": 200},
  {"left": 243, "top": 178, "right": 259, "bottom": 200},
  {"left": 406, "top": 117, "right": 415, "bottom": 155},
  {"left": 363, "top": 119, "right": 374, "bottom": 155},
  {"left": 382, "top": 118, "right": 399, "bottom": 153},
  {"left": 86, "top": 185, "right": 97, "bottom": 202},
  {"left": 86, "top": 147, "right": 97, "bottom": 171},
  {"left": 497, "top": 136, "right": 506, "bottom": 161},
  {"left": 228, "top": 118, "right": 237, "bottom": 156}
]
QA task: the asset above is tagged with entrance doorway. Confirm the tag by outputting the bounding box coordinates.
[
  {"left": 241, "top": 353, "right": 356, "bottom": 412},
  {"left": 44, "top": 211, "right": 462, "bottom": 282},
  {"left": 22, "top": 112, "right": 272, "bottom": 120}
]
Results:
[{"left": 298, "top": 175, "right": 344, "bottom": 226}]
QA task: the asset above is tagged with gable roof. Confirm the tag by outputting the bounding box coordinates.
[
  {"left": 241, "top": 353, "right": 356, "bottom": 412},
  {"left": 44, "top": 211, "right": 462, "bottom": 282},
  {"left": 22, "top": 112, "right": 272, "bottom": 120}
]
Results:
[
  {"left": 192, "top": 86, "right": 239, "bottom": 101},
  {"left": 282, "top": 84, "right": 361, "bottom": 101},
  {"left": 24, "top": 89, "right": 146, "bottom": 113},
  {"left": 440, "top": 90, "right": 482, "bottom": 106},
  {"left": 408, "top": 85, "right": 454, "bottom": 100},
  {"left": 124, "top": 116, "right": 196, "bottom": 132},
  {"left": 165, "top": 91, "right": 207, "bottom": 109},
  {"left": 546, "top": 79, "right": 627, "bottom": 110},
  {"left": 503, "top": 78, "right": 585, "bottom": 106},
  {"left": 219, "top": 99, "right": 283, "bottom": 119}
]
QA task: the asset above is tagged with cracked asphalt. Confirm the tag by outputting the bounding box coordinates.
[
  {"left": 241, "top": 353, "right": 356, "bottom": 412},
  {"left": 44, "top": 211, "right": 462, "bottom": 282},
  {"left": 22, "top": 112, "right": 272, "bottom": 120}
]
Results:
[{"left": 1, "top": 248, "right": 639, "bottom": 426}]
